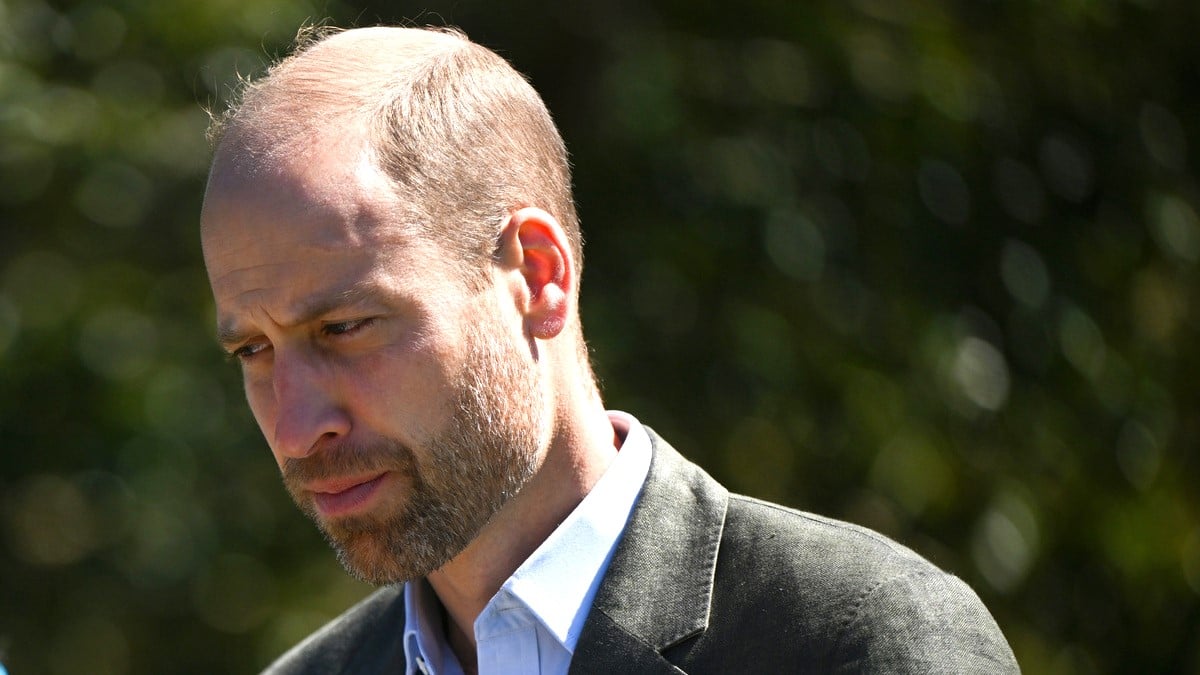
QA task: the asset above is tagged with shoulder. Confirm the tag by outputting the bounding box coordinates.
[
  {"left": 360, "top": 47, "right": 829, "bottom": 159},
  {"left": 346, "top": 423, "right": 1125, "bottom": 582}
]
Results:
[
  {"left": 704, "top": 495, "right": 1019, "bottom": 672},
  {"left": 722, "top": 493, "right": 933, "bottom": 577},
  {"left": 260, "top": 585, "right": 406, "bottom": 675}
]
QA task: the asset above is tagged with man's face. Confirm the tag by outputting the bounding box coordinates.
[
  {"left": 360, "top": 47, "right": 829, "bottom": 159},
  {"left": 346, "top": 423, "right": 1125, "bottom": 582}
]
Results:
[{"left": 201, "top": 140, "right": 545, "bottom": 583}]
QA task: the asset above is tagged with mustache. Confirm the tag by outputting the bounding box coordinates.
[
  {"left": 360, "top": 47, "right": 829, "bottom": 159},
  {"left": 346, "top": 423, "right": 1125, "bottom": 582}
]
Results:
[{"left": 282, "top": 440, "right": 413, "bottom": 486}]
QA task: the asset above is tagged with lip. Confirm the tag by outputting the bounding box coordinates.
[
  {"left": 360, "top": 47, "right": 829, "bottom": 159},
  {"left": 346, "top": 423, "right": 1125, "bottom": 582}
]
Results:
[{"left": 310, "top": 472, "right": 389, "bottom": 518}]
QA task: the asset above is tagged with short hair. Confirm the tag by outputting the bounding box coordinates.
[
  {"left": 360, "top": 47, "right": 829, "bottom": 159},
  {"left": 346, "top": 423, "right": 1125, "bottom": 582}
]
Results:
[{"left": 209, "top": 26, "right": 582, "bottom": 290}]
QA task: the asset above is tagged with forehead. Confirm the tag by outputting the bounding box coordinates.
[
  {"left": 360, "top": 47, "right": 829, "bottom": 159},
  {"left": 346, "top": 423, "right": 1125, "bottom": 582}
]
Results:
[
  {"left": 200, "top": 138, "right": 455, "bottom": 327},
  {"left": 203, "top": 129, "right": 399, "bottom": 239}
]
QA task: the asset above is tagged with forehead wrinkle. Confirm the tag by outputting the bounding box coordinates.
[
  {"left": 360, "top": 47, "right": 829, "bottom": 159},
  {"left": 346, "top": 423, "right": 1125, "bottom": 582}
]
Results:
[
  {"left": 204, "top": 184, "right": 410, "bottom": 295},
  {"left": 209, "top": 254, "right": 332, "bottom": 292},
  {"left": 215, "top": 275, "right": 395, "bottom": 347},
  {"left": 204, "top": 124, "right": 434, "bottom": 351}
]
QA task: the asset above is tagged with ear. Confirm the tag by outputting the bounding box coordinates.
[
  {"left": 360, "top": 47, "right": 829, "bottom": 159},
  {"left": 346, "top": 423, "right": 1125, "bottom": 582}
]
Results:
[{"left": 496, "top": 207, "right": 574, "bottom": 340}]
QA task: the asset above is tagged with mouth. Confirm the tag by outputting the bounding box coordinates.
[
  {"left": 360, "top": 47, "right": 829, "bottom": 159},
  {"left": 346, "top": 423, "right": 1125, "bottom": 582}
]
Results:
[{"left": 308, "top": 472, "right": 389, "bottom": 518}]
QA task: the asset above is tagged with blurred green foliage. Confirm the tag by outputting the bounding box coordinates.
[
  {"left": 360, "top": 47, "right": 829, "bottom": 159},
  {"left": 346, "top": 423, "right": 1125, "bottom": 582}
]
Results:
[{"left": 1, "top": 0, "right": 1197, "bottom": 672}]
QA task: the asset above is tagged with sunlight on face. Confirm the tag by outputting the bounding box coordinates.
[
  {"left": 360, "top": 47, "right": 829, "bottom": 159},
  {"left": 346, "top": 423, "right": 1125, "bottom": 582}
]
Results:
[{"left": 283, "top": 315, "right": 545, "bottom": 584}]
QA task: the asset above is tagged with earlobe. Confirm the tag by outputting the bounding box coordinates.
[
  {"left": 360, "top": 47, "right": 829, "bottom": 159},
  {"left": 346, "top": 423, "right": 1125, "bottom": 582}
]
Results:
[{"left": 498, "top": 207, "right": 574, "bottom": 340}]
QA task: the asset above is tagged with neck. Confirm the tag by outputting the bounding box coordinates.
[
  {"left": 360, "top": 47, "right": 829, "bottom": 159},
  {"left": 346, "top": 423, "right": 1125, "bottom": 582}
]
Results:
[
  {"left": 426, "top": 383, "right": 617, "bottom": 666},
  {"left": 446, "top": 621, "right": 478, "bottom": 675}
]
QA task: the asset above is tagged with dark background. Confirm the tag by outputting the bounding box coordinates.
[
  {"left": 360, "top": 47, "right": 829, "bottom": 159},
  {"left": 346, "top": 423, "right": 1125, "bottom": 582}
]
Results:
[{"left": 1, "top": 0, "right": 1197, "bottom": 672}]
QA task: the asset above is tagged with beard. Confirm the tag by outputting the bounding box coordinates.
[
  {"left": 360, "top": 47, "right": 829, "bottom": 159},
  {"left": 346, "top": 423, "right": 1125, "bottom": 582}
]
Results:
[{"left": 280, "top": 320, "right": 545, "bottom": 585}]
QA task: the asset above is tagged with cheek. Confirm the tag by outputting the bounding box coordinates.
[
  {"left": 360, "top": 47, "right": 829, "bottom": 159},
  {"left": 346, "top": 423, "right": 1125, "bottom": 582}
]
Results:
[
  {"left": 345, "top": 348, "right": 457, "bottom": 438},
  {"left": 242, "top": 376, "right": 274, "bottom": 425}
]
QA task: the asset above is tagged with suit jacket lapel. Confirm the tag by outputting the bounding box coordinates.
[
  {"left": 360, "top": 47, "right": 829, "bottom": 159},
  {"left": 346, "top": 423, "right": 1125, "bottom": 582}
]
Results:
[{"left": 570, "top": 428, "right": 729, "bottom": 674}]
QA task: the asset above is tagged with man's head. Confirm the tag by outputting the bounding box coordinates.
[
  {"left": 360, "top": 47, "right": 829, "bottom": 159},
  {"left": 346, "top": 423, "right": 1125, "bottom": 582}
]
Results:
[
  {"left": 210, "top": 26, "right": 582, "bottom": 287},
  {"left": 200, "top": 26, "right": 594, "bottom": 583}
]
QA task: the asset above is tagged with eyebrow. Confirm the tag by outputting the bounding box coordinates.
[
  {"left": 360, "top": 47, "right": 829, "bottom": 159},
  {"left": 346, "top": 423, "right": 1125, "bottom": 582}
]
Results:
[{"left": 215, "top": 282, "right": 386, "bottom": 349}]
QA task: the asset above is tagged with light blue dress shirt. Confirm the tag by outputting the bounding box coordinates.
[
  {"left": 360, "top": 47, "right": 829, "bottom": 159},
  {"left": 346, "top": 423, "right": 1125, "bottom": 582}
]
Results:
[{"left": 402, "top": 411, "right": 652, "bottom": 675}]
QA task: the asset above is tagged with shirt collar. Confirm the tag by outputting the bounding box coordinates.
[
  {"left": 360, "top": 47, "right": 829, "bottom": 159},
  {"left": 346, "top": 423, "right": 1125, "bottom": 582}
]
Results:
[
  {"left": 403, "top": 578, "right": 459, "bottom": 675},
  {"left": 401, "top": 411, "right": 652, "bottom": 671},
  {"left": 496, "top": 411, "right": 651, "bottom": 650}
]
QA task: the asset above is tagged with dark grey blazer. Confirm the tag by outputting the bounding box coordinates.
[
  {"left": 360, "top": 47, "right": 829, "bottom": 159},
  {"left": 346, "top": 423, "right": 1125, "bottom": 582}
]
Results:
[{"left": 263, "top": 428, "right": 1019, "bottom": 674}]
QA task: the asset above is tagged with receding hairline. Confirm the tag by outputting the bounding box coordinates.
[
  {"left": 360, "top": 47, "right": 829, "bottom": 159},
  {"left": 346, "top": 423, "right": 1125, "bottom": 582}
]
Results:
[
  {"left": 208, "top": 23, "right": 582, "bottom": 268},
  {"left": 204, "top": 25, "right": 480, "bottom": 229},
  {"left": 208, "top": 26, "right": 480, "bottom": 152}
]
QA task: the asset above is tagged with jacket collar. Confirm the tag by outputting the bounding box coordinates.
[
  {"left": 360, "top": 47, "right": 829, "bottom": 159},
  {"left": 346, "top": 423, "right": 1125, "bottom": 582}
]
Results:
[{"left": 570, "top": 427, "right": 729, "bottom": 673}]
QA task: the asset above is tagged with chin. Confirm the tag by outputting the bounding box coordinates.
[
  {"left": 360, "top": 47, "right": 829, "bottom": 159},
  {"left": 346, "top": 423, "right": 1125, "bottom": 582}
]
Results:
[
  {"left": 324, "top": 520, "right": 462, "bottom": 586},
  {"left": 331, "top": 532, "right": 411, "bottom": 584}
]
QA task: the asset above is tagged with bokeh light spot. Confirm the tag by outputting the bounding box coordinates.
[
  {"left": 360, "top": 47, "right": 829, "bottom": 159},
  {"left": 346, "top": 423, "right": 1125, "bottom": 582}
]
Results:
[
  {"left": 75, "top": 161, "right": 153, "bottom": 228},
  {"left": 700, "top": 136, "right": 788, "bottom": 207},
  {"left": 951, "top": 337, "right": 1010, "bottom": 412},
  {"left": 764, "top": 208, "right": 826, "bottom": 282},
  {"left": 742, "top": 38, "right": 815, "bottom": 107},
  {"left": 1039, "top": 135, "right": 1094, "bottom": 204},
  {"left": 27, "top": 85, "right": 98, "bottom": 145},
  {"left": 66, "top": 4, "right": 127, "bottom": 61},
  {"left": 120, "top": 503, "right": 205, "bottom": 588},
  {"left": 1000, "top": 239, "right": 1051, "bottom": 309},
  {"left": 131, "top": 107, "right": 211, "bottom": 173},
  {"left": 870, "top": 426, "right": 953, "bottom": 516},
  {"left": 93, "top": 60, "right": 165, "bottom": 116},
  {"left": 846, "top": 29, "right": 914, "bottom": 104},
  {"left": 1130, "top": 268, "right": 1187, "bottom": 344},
  {"left": 919, "top": 54, "right": 983, "bottom": 122},
  {"left": 4, "top": 473, "right": 100, "bottom": 566},
  {"left": 47, "top": 611, "right": 130, "bottom": 675},
  {"left": 1058, "top": 305, "right": 1107, "bottom": 380},
  {"left": 77, "top": 306, "right": 160, "bottom": 380},
  {"left": 972, "top": 489, "right": 1039, "bottom": 592},
  {"left": 1147, "top": 192, "right": 1200, "bottom": 265},
  {"left": 1138, "top": 102, "right": 1187, "bottom": 171},
  {"left": 1115, "top": 421, "right": 1160, "bottom": 491},
  {"left": 144, "top": 366, "right": 227, "bottom": 440}
]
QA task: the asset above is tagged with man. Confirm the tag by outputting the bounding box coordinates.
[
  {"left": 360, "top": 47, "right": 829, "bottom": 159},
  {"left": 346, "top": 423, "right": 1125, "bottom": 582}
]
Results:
[{"left": 201, "top": 25, "right": 1019, "bottom": 674}]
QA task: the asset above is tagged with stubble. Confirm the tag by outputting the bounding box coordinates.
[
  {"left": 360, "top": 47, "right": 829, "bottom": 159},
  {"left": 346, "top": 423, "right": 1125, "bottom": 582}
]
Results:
[{"left": 282, "top": 320, "right": 545, "bottom": 584}]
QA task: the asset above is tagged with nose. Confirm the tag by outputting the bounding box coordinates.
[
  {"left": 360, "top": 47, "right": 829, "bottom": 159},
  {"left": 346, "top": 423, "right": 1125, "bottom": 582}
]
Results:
[{"left": 268, "top": 349, "right": 351, "bottom": 460}]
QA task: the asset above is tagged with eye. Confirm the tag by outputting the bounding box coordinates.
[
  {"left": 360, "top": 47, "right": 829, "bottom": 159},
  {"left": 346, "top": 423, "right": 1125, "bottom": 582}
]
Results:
[
  {"left": 229, "top": 341, "right": 271, "bottom": 363},
  {"left": 322, "top": 317, "right": 375, "bottom": 337}
]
